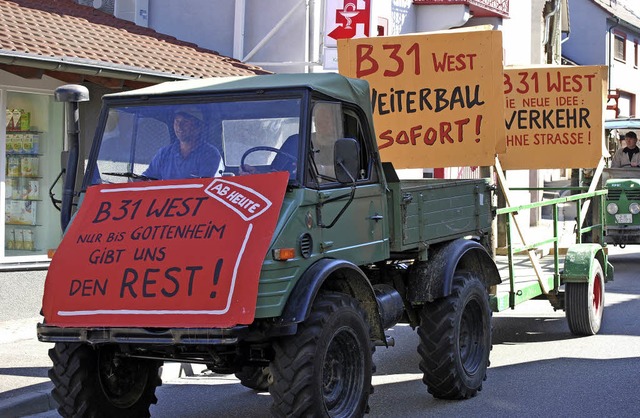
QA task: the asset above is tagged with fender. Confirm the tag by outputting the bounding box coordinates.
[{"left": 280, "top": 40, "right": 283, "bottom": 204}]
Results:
[
  {"left": 562, "top": 243, "right": 614, "bottom": 283},
  {"left": 408, "top": 238, "right": 501, "bottom": 303},
  {"left": 279, "top": 258, "right": 385, "bottom": 341}
]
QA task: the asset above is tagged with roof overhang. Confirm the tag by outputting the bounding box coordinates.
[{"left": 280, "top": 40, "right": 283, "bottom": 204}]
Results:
[
  {"left": 412, "top": 0, "right": 509, "bottom": 18},
  {"left": 0, "top": 50, "right": 189, "bottom": 90}
]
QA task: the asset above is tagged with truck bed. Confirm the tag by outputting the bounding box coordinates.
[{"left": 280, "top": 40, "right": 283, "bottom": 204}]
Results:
[{"left": 383, "top": 165, "right": 494, "bottom": 253}]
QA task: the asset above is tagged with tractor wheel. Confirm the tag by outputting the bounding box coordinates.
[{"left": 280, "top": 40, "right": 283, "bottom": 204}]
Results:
[
  {"left": 48, "top": 343, "right": 162, "bottom": 418},
  {"left": 235, "top": 366, "right": 271, "bottom": 392},
  {"left": 417, "top": 271, "right": 492, "bottom": 399},
  {"left": 566, "top": 261, "right": 605, "bottom": 335},
  {"left": 269, "top": 292, "right": 373, "bottom": 417}
]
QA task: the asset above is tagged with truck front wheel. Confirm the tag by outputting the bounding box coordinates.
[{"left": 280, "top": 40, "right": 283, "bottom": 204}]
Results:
[
  {"left": 417, "top": 271, "right": 491, "bottom": 399},
  {"left": 269, "top": 291, "right": 373, "bottom": 417},
  {"left": 48, "top": 343, "right": 162, "bottom": 417}
]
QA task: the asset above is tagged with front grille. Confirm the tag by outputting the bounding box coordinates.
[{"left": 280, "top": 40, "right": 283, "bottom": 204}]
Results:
[
  {"left": 608, "top": 190, "right": 622, "bottom": 200},
  {"left": 626, "top": 190, "right": 640, "bottom": 201}
]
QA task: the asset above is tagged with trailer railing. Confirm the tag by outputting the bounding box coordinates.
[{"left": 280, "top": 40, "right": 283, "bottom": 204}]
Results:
[{"left": 493, "top": 188, "right": 608, "bottom": 311}]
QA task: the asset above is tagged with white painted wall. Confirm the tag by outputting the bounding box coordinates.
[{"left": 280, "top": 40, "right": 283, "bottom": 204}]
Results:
[
  {"left": 501, "top": 0, "right": 533, "bottom": 65},
  {"left": 148, "top": 0, "right": 236, "bottom": 58}
]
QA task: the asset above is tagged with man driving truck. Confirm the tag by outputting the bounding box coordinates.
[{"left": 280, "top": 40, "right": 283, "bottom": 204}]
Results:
[
  {"left": 611, "top": 131, "right": 640, "bottom": 168},
  {"left": 144, "top": 107, "right": 224, "bottom": 179}
]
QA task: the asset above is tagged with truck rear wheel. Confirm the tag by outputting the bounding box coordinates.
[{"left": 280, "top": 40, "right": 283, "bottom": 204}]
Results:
[
  {"left": 566, "top": 262, "right": 605, "bottom": 335},
  {"left": 269, "top": 292, "right": 373, "bottom": 417},
  {"left": 417, "top": 271, "right": 491, "bottom": 399},
  {"left": 235, "top": 366, "right": 271, "bottom": 392},
  {"left": 48, "top": 343, "right": 162, "bottom": 417}
]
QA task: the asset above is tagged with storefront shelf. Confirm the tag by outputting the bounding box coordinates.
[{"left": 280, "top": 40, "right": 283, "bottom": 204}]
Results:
[{"left": 6, "top": 153, "right": 43, "bottom": 156}]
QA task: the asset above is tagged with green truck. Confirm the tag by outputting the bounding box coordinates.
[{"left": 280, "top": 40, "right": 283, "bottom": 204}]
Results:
[
  {"left": 603, "top": 118, "right": 640, "bottom": 247},
  {"left": 38, "top": 73, "right": 608, "bottom": 417}
]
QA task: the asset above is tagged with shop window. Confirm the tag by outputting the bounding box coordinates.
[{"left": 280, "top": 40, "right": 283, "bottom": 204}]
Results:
[{"left": 4, "top": 91, "right": 64, "bottom": 261}]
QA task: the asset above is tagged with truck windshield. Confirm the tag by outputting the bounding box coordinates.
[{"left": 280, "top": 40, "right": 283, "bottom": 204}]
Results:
[{"left": 90, "top": 98, "right": 302, "bottom": 185}]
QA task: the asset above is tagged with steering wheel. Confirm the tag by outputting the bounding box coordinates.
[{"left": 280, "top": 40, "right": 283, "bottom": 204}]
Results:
[{"left": 240, "top": 146, "right": 296, "bottom": 173}]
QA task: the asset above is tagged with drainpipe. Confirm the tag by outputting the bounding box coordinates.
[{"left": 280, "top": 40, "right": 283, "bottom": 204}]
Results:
[
  {"left": 608, "top": 17, "right": 620, "bottom": 93},
  {"left": 233, "top": 0, "right": 246, "bottom": 60},
  {"left": 543, "top": 0, "right": 561, "bottom": 64}
]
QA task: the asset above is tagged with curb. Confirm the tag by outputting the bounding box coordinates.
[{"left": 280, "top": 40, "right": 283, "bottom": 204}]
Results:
[
  {"left": 0, "top": 390, "right": 57, "bottom": 418},
  {"left": 0, "top": 363, "right": 192, "bottom": 417}
]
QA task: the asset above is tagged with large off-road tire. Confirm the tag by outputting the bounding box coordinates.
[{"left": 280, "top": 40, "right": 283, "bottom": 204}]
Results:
[
  {"left": 417, "top": 271, "right": 492, "bottom": 400},
  {"left": 566, "top": 261, "right": 605, "bottom": 335},
  {"left": 235, "top": 366, "right": 271, "bottom": 392},
  {"left": 269, "top": 292, "right": 373, "bottom": 417},
  {"left": 48, "top": 343, "right": 162, "bottom": 418}
]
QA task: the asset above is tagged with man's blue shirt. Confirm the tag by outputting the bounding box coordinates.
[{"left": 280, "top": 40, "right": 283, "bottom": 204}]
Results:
[{"left": 144, "top": 141, "right": 223, "bottom": 180}]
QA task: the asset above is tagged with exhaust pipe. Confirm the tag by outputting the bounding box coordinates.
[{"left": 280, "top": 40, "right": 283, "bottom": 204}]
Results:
[{"left": 54, "top": 85, "right": 89, "bottom": 231}]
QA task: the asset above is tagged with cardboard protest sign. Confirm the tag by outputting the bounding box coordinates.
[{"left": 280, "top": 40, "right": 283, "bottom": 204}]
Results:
[
  {"left": 499, "top": 65, "right": 607, "bottom": 169},
  {"left": 42, "top": 172, "right": 289, "bottom": 328},
  {"left": 338, "top": 29, "right": 505, "bottom": 168}
]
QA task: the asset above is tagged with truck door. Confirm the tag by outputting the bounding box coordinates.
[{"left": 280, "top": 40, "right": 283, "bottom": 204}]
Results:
[{"left": 307, "top": 102, "right": 389, "bottom": 265}]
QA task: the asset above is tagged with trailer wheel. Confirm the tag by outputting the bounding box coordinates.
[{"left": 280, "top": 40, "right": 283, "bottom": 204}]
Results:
[
  {"left": 566, "top": 261, "right": 605, "bottom": 335},
  {"left": 269, "top": 292, "right": 373, "bottom": 417},
  {"left": 235, "top": 366, "right": 271, "bottom": 392},
  {"left": 417, "top": 271, "right": 491, "bottom": 399},
  {"left": 48, "top": 343, "right": 162, "bottom": 418}
]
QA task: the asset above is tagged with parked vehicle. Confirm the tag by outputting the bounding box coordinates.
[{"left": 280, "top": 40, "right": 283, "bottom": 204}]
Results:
[{"left": 38, "top": 73, "right": 610, "bottom": 417}]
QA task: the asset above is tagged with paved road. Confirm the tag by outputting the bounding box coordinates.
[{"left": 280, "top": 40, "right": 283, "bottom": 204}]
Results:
[{"left": 9, "top": 247, "right": 640, "bottom": 417}]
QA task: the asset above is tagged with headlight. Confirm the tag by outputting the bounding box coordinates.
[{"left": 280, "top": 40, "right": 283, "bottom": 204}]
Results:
[
  {"left": 607, "top": 203, "right": 619, "bottom": 215},
  {"left": 630, "top": 203, "right": 640, "bottom": 215}
]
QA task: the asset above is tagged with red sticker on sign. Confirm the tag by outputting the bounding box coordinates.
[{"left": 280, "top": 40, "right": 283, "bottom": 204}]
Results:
[{"left": 42, "top": 172, "right": 289, "bottom": 328}]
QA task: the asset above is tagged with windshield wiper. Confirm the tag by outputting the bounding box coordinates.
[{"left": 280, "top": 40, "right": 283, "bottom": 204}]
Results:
[{"left": 103, "top": 172, "right": 158, "bottom": 181}]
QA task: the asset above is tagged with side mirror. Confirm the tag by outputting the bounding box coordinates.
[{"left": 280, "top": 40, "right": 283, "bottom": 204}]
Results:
[{"left": 334, "top": 138, "right": 360, "bottom": 184}]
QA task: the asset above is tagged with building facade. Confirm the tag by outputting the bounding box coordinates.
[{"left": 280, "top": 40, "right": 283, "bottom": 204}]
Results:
[
  {"left": 0, "top": 0, "right": 267, "bottom": 268},
  {"left": 563, "top": 0, "right": 640, "bottom": 119}
]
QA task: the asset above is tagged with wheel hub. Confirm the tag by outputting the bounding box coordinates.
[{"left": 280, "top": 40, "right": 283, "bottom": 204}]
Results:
[
  {"left": 459, "top": 299, "right": 483, "bottom": 376},
  {"left": 322, "top": 328, "right": 364, "bottom": 415},
  {"left": 98, "top": 347, "right": 148, "bottom": 408}
]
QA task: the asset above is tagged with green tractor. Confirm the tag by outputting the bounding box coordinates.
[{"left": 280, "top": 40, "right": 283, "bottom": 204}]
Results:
[{"left": 603, "top": 118, "right": 640, "bottom": 248}]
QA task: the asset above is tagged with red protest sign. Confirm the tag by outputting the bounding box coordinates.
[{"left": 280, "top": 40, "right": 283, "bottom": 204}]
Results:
[{"left": 42, "top": 172, "right": 289, "bottom": 328}]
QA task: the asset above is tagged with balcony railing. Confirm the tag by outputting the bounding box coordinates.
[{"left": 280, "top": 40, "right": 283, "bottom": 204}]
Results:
[{"left": 413, "top": 0, "right": 510, "bottom": 18}]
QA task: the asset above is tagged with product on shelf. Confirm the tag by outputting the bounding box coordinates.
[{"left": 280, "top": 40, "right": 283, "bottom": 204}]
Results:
[
  {"left": 20, "top": 156, "right": 38, "bottom": 177},
  {"left": 6, "top": 228, "right": 15, "bottom": 250},
  {"left": 7, "top": 200, "right": 37, "bottom": 225},
  {"left": 6, "top": 178, "right": 16, "bottom": 199},
  {"left": 5, "top": 109, "right": 12, "bottom": 130},
  {"left": 22, "top": 133, "right": 39, "bottom": 153},
  {"left": 27, "top": 180, "right": 39, "bottom": 200},
  {"left": 23, "top": 228, "right": 34, "bottom": 250},
  {"left": 7, "top": 156, "right": 20, "bottom": 176},
  {"left": 14, "top": 229, "right": 24, "bottom": 250},
  {"left": 5, "top": 108, "right": 30, "bottom": 132},
  {"left": 12, "top": 134, "right": 24, "bottom": 153}
]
